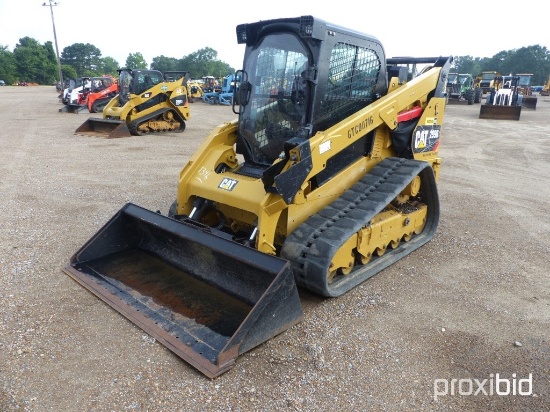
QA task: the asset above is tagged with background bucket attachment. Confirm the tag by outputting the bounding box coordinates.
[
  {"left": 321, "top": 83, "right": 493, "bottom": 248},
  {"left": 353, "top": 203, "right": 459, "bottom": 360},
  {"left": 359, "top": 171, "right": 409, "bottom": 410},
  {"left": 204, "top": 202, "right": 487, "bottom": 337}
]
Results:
[
  {"left": 59, "top": 105, "right": 90, "bottom": 114},
  {"left": 74, "top": 117, "right": 132, "bottom": 138},
  {"left": 63, "top": 203, "right": 304, "bottom": 378},
  {"left": 479, "top": 105, "right": 521, "bottom": 120},
  {"left": 521, "top": 96, "right": 537, "bottom": 110}
]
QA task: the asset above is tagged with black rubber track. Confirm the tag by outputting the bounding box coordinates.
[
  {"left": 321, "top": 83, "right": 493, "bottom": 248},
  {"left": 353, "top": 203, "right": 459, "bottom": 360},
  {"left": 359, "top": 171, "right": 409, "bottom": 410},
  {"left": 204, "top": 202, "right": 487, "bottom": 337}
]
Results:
[{"left": 280, "top": 157, "right": 439, "bottom": 297}]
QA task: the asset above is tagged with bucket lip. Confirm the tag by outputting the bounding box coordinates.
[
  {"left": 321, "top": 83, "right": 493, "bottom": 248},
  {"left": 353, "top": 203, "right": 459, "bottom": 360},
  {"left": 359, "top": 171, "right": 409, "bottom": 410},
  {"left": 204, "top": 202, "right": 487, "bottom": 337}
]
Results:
[
  {"left": 63, "top": 264, "right": 234, "bottom": 378},
  {"left": 64, "top": 256, "right": 302, "bottom": 379}
]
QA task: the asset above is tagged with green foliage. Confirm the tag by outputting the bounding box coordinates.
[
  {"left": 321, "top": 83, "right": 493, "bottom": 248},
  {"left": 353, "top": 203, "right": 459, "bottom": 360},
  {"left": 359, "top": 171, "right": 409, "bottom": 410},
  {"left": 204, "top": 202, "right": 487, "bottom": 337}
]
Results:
[
  {"left": 491, "top": 46, "right": 549, "bottom": 84},
  {"left": 125, "top": 52, "right": 148, "bottom": 69},
  {"left": 178, "top": 47, "right": 235, "bottom": 79},
  {"left": 151, "top": 56, "right": 180, "bottom": 72},
  {"left": 452, "top": 45, "right": 550, "bottom": 85},
  {"left": 452, "top": 56, "right": 483, "bottom": 79},
  {"left": 99, "top": 57, "right": 120, "bottom": 76},
  {"left": 13, "top": 37, "right": 58, "bottom": 84},
  {"left": 61, "top": 43, "right": 103, "bottom": 76},
  {"left": 61, "top": 64, "right": 77, "bottom": 80},
  {"left": 2, "top": 37, "right": 549, "bottom": 86},
  {"left": 0, "top": 45, "right": 18, "bottom": 84}
]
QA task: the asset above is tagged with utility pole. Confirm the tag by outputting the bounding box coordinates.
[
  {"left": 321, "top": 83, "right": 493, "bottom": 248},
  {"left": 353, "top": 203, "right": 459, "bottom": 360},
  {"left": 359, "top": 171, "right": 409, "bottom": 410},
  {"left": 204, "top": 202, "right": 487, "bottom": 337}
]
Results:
[{"left": 42, "top": 0, "right": 63, "bottom": 90}]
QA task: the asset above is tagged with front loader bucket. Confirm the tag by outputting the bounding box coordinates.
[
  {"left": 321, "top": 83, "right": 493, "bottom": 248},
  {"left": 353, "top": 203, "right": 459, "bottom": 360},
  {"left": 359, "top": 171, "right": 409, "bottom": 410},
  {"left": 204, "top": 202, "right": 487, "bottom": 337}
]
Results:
[
  {"left": 75, "top": 106, "right": 90, "bottom": 114},
  {"left": 479, "top": 104, "right": 521, "bottom": 120},
  {"left": 59, "top": 104, "right": 89, "bottom": 114},
  {"left": 63, "top": 203, "right": 303, "bottom": 378},
  {"left": 522, "top": 96, "right": 537, "bottom": 110},
  {"left": 446, "top": 99, "right": 470, "bottom": 106},
  {"left": 74, "top": 117, "right": 132, "bottom": 138}
]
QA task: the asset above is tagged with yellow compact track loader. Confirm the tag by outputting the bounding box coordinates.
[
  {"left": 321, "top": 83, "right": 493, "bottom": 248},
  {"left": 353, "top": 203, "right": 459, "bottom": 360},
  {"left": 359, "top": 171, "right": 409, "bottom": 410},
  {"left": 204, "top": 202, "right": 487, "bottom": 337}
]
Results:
[
  {"left": 187, "top": 80, "right": 204, "bottom": 102},
  {"left": 64, "top": 16, "right": 452, "bottom": 378},
  {"left": 540, "top": 75, "right": 550, "bottom": 96},
  {"left": 75, "top": 69, "right": 190, "bottom": 138},
  {"left": 476, "top": 70, "right": 501, "bottom": 94}
]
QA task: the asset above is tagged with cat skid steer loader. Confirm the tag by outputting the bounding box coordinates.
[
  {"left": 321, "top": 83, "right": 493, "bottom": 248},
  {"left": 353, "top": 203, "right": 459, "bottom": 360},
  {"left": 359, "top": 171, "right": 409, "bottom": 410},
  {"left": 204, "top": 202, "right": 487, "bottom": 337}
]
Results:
[
  {"left": 75, "top": 69, "right": 190, "bottom": 138},
  {"left": 64, "top": 16, "right": 452, "bottom": 378}
]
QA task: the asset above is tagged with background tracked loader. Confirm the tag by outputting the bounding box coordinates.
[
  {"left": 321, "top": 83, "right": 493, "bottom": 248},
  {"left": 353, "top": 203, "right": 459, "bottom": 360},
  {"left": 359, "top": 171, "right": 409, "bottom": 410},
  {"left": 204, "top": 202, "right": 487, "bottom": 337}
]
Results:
[
  {"left": 64, "top": 15, "right": 452, "bottom": 378},
  {"left": 187, "top": 80, "right": 205, "bottom": 102},
  {"left": 75, "top": 69, "right": 191, "bottom": 138},
  {"left": 84, "top": 76, "right": 119, "bottom": 113},
  {"left": 540, "top": 75, "right": 550, "bottom": 96}
]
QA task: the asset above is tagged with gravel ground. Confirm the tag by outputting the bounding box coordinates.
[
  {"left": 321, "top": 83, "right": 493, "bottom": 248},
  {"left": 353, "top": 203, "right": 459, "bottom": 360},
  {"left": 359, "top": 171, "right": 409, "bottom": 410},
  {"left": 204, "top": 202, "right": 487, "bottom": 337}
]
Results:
[{"left": 0, "top": 86, "right": 548, "bottom": 412}]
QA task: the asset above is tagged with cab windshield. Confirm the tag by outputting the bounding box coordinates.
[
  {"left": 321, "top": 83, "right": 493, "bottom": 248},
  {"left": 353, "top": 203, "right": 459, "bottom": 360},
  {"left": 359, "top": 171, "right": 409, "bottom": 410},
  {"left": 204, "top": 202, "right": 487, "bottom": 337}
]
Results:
[
  {"left": 118, "top": 71, "right": 132, "bottom": 105},
  {"left": 458, "top": 75, "right": 470, "bottom": 85},
  {"left": 238, "top": 33, "right": 310, "bottom": 165}
]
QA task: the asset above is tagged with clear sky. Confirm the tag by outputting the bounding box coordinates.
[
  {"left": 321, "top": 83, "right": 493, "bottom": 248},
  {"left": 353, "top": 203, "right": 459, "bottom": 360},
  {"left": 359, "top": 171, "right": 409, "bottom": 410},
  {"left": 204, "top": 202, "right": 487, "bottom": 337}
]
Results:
[{"left": 1, "top": 0, "right": 548, "bottom": 72}]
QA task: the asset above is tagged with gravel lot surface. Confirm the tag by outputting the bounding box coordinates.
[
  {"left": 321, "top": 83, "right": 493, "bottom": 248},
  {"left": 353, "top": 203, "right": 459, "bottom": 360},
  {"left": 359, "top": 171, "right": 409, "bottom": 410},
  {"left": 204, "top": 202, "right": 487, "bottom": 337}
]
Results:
[{"left": 1, "top": 86, "right": 548, "bottom": 412}]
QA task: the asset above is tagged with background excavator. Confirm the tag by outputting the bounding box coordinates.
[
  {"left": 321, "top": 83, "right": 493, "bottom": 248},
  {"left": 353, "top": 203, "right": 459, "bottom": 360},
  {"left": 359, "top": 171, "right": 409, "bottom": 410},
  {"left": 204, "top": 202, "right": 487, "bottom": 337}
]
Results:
[
  {"left": 64, "top": 16, "right": 452, "bottom": 378},
  {"left": 75, "top": 69, "right": 190, "bottom": 138}
]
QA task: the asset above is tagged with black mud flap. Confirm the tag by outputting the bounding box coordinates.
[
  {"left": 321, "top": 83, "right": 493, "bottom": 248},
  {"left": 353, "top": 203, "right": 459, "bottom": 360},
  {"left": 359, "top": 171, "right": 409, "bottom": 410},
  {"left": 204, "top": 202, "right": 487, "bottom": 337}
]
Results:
[
  {"left": 64, "top": 203, "right": 303, "bottom": 378},
  {"left": 74, "top": 117, "right": 132, "bottom": 138}
]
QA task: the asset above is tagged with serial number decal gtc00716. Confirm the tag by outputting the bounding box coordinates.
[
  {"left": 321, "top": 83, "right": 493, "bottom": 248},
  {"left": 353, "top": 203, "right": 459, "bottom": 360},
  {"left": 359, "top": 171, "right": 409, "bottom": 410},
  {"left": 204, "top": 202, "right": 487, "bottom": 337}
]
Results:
[{"left": 413, "top": 125, "right": 441, "bottom": 153}]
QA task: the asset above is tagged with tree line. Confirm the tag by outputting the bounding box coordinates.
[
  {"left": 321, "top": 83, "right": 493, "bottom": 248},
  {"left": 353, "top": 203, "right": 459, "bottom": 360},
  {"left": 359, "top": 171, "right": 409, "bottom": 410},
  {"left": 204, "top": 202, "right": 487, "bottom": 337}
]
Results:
[
  {"left": 0, "top": 38, "right": 235, "bottom": 86},
  {"left": 452, "top": 45, "right": 550, "bottom": 85},
  {"left": 1, "top": 37, "right": 549, "bottom": 86}
]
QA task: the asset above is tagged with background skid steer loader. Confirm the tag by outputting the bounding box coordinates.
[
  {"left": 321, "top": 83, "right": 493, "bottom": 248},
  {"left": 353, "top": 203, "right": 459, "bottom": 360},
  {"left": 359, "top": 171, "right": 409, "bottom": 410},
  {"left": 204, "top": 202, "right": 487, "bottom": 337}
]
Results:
[
  {"left": 65, "top": 15, "right": 452, "bottom": 378},
  {"left": 59, "top": 77, "right": 91, "bottom": 113},
  {"left": 479, "top": 75, "right": 522, "bottom": 120},
  {"left": 60, "top": 76, "right": 118, "bottom": 114},
  {"left": 85, "top": 76, "right": 119, "bottom": 113},
  {"left": 75, "top": 69, "right": 190, "bottom": 138},
  {"left": 446, "top": 73, "right": 481, "bottom": 105}
]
